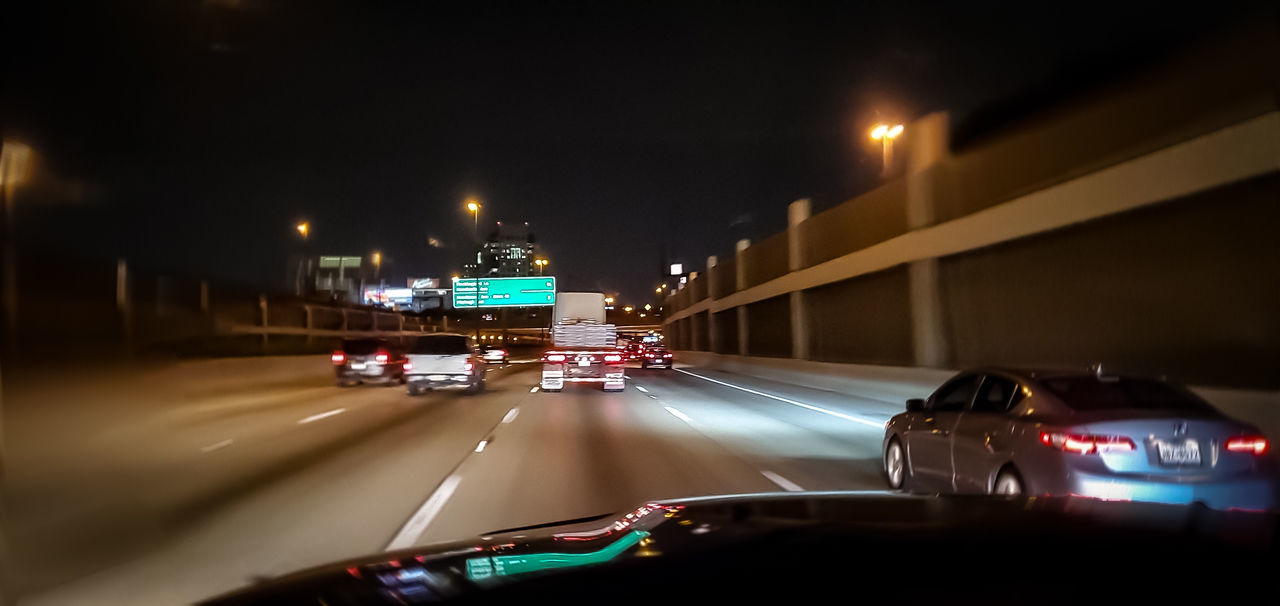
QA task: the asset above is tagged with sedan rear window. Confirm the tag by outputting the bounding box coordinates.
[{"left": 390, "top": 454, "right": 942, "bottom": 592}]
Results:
[
  {"left": 342, "top": 339, "right": 384, "bottom": 355},
  {"left": 1042, "top": 377, "right": 1213, "bottom": 412},
  {"left": 410, "top": 336, "right": 471, "bottom": 355}
]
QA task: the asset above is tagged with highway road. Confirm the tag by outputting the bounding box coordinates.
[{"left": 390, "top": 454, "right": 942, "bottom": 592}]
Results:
[{"left": 6, "top": 355, "right": 908, "bottom": 605}]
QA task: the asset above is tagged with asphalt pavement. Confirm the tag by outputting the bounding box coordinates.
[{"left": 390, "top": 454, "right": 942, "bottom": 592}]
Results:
[{"left": 7, "top": 357, "right": 905, "bottom": 605}]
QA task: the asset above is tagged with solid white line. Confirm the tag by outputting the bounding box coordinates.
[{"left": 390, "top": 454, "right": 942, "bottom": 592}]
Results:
[
  {"left": 529, "top": 386, "right": 539, "bottom": 393},
  {"left": 297, "top": 407, "right": 346, "bottom": 424},
  {"left": 676, "top": 369, "right": 884, "bottom": 428},
  {"left": 502, "top": 407, "right": 519, "bottom": 423},
  {"left": 663, "top": 406, "right": 693, "bottom": 423},
  {"left": 200, "top": 438, "right": 234, "bottom": 453},
  {"left": 635, "top": 385, "right": 649, "bottom": 393},
  {"left": 761, "top": 470, "right": 805, "bottom": 492},
  {"left": 474, "top": 440, "right": 488, "bottom": 453},
  {"left": 386, "top": 474, "right": 462, "bottom": 550}
]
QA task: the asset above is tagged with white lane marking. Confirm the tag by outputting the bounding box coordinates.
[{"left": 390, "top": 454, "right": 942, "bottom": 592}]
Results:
[
  {"left": 635, "top": 385, "right": 649, "bottom": 393},
  {"left": 387, "top": 474, "right": 462, "bottom": 550},
  {"left": 664, "top": 406, "right": 693, "bottom": 423},
  {"left": 761, "top": 470, "right": 805, "bottom": 492},
  {"left": 200, "top": 439, "right": 234, "bottom": 453},
  {"left": 297, "top": 407, "right": 346, "bottom": 424},
  {"left": 676, "top": 369, "right": 884, "bottom": 428},
  {"left": 624, "top": 375, "right": 632, "bottom": 380},
  {"left": 529, "top": 386, "right": 539, "bottom": 393},
  {"left": 502, "top": 407, "right": 519, "bottom": 423},
  {"left": 474, "top": 440, "right": 488, "bottom": 453}
]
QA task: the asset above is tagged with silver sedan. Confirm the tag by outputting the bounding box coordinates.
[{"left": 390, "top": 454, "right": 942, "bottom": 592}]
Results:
[{"left": 882, "top": 367, "right": 1278, "bottom": 511}]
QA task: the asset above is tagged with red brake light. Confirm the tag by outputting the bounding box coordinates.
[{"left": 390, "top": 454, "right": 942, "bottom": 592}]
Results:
[
  {"left": 546, "top": 354, "right": 566, "bottom": 363},
  {"left": 331, "top": 351, "right": 346, "bottom": 364},
  {"left": 1040, "top": 432, "right": 1135, "bottom": 455},
  {"left": 1225, "top": 436, "right": 1269, "bottom": 455},
  {"left": 375, "top": 351, "right": 389, "bottom": 363},
  {"left": 403, "top": 361, "right": 413, "bottom": 371},
  {"left": 604, "top": 354, "right": 623, "bottom": 364}
]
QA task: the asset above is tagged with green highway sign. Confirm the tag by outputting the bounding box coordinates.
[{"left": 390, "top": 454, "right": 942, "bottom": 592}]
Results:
[{"left": 453, "top": 276, "right": 556, "bottom": 308}]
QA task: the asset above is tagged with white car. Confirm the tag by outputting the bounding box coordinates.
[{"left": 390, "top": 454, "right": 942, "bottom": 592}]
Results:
[
  {"left": 404, "top": 334, "right": 485, "bottom": 395},
  {"left": 481, "top": 347, "right": 509, "bottom": 364}
]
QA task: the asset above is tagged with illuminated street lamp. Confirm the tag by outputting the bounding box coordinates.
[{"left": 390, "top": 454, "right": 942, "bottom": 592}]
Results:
[
  {"left": 372, "top": 251, "right": 382, "bottom": 279},
  {"left": 870, "top": 123, "right": 904, "bottom": 175},
  {"left": 604, "top": 296, "right": 614, "bottom": 305},
  {"left": 465, "top": 199, "right": 481, "bottom": 237},
  {"left": 296, "top": 222, "right": 309, "bottom": 239},
  {"left": 624, "top": 305, "right": 634, "bottom": 313},
  {"left": 534, "top": 258, "right": 549, "bottom": 275}
]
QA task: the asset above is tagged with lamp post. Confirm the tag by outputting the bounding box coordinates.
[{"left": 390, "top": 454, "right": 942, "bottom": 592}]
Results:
[
  {"left": 870, "top": 123, "right": 904, "bottom": 175},
  {"left": 534, "top": 258, "right": 548, "bottom": 275},
  {"left": 466, "top": 199, "right": 481, "bottom": 238},
  {"left": 294, "top": 222, "right": 310, "bottom": 296}
]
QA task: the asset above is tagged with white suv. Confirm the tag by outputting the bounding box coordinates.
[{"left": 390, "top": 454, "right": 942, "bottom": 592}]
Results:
[{"left": 404, "top": 334, "right": 485, "bottom": 395}]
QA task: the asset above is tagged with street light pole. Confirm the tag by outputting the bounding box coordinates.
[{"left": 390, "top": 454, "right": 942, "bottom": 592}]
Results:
[{"left": 870, "top": 123, "right": 904, "bottom": 176}]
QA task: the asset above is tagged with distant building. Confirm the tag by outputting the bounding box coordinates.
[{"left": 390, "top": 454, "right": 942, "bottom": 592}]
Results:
[{"left": 465, "top": 222, "right": 538, "bottom": 278}]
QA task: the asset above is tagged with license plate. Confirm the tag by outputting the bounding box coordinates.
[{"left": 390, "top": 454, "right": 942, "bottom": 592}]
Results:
[
  {"left": 350, "top": 363, "right": 366, "bottom": 370},
  {"left": 1157, "top": 439, "right": 1201, "bottom": 465},
  {"left": 428, "top": 374, "right": 449, "bottom": 381},
  {"left": 578, "top": 358, "right": 591, "bottom": 367}
]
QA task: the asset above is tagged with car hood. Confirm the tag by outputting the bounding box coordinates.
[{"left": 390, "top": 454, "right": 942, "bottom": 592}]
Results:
[{"left": 201, "top": 491, "right": 1278, "bottom": 605}]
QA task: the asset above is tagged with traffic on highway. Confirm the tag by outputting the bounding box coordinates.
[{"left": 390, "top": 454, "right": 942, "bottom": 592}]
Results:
[{"left": 4, "top": 2, "right": 1279, "bottom": 605}]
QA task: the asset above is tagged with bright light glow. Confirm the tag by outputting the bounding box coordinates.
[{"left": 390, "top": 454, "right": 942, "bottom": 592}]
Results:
[
  {"left": 296, "top": 222, "right": 309, "bottom": 237},
  {"left": 375, "top": 352, "right": 389, "bottom": 363},
  {"left": 466, "top": 200, "right": 480, "bottom": 213},
  {"left": 403, "top": 361, "right": 413, "bottom": 371},
  {"left": 1226, "top": 436, "right": 1269, "bottom": 455},
  {"left": 669, "top": 264, "right": 683, "bottom": 275},
  {"left": 604, "top": 296, "right": 615, "bottom": 304},
  {"left": 624, "top": 306, "right": 634, "bottom": 313},
  {"left": 546, "top": 354, "right": 566, "bottom": 363},
  {"left": 644, "top": 303, "right": 652, "bottom": 311},
  {"left": 870, "top": 123, "right": 904, "bottom": 140},
  {"left": 372, "top": 251, "right": 382, "bottom": 266},
  {"left": 331, "top": 351, "right": 345, "bottom": 364},
  {"left": 655, "top": 288, "right": 662, "bottom": 293}
]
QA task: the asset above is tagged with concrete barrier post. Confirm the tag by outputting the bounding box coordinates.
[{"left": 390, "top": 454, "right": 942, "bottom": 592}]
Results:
[
  {"left": 735, "top": 239, "right": 750, "bottom": 356},
  {"left": 905, "top": 112, "right": 950, "bottom": 367},
  {"left": 705, "top": 255, "right": 718, "bottom": 352},
  {"left": 787, "top": 199, "right": 811, "bottom": 360},
  {"left": 258, "top": 294, "right": 269, "bottom": 349}
]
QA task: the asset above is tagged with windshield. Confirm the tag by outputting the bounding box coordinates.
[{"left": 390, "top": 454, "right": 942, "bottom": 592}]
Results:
[
  {"left": 5, "top": 2, "right": 1275, "bottom": 604},
  {"left": 410, "top": 336, "right": 471, "bottom": 355}
]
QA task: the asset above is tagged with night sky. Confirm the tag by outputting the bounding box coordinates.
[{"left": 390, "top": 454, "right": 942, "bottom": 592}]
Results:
[{"left": 2, "top": 0, "right": 1253, "bottom": 304}]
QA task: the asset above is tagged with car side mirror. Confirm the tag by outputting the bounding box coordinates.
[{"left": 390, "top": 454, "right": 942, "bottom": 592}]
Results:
[{"left": 906, "top": 398, "right": 926, "bottom": 412}]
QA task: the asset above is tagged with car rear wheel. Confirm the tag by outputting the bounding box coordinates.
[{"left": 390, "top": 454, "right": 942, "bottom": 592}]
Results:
[
  {"left": 993, "top": 468, "right": 1023, "bottom": 496},
  {"left": 884, "top": 439, "right": 907, "bottom": 490}
]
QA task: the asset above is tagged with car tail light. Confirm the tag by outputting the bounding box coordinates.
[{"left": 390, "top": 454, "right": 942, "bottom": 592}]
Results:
[
  {"left": 604, "top": 354, "right": 623, "bottom": 364},
  {"left": 464, "top": 362, "right": 474, "bottom": 371},
  {"left": 375, "top": 351, "right": 389, "bottom": 363},
  {"left": 403, "top": 361, "right": 413, "bottom": 371},
  {"left": 545, "top": 354, "right": 566, "bottom": 363},
  {"left": 664, "top": 353, "right": 672, "bottom": 358},
  {"left": 331, "top": 351, "right": 346, "bottom": 364},
  {"left": 496, "top": 350, "right": 506, "bottom": 356},
  {"left": 1040, "top": 432, "right": 1135, "bottom": 455},
  {"left": 1225, "top": 436, "right": 1269, "bottom": 455}
]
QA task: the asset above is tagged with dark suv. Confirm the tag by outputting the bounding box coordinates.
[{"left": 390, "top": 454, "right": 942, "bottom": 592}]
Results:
[{"left": 331, "top": 338, "right": 408, "bottom": 386}]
